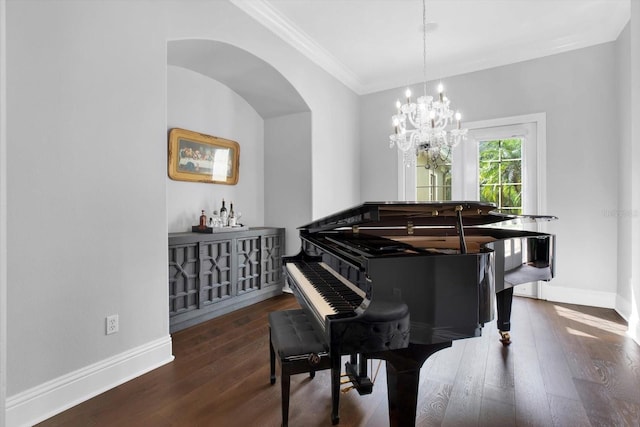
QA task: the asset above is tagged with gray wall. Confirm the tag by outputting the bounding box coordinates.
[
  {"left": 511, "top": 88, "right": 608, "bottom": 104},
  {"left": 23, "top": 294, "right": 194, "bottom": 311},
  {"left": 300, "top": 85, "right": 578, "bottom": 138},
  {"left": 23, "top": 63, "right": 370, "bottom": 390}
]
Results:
[
  {"left": 628, "top": 0, "right": 640, "bottom": 344},
  {"left": 265, "top": 112, "right": 312, "bottom": 256},
  {"left": 0, "top": 0, "right": 7, "bottom": 424},
  {"left": 361, "top": 43, "right": 620, "bottom": 299},
  {"left": 7, "top": 0, "right": 170, "bottom": 395}
]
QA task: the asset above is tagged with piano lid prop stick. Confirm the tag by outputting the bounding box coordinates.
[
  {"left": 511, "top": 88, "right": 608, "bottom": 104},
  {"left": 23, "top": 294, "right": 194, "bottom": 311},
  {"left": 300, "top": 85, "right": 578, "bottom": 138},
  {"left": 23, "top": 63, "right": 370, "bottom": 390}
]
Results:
[
  {"left": 371, "top": 359, "right": 383, "bottom": 385},
  {"left": 455, "top": 205, "right": 468, "bottom": 254}
]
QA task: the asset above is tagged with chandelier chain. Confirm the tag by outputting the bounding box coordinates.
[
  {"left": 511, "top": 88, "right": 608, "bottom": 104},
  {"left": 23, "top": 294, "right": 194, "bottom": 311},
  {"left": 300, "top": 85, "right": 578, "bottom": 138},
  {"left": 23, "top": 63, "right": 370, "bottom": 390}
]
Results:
[{"left": 422, "top": 0, "right": 427, "bottom": 96}]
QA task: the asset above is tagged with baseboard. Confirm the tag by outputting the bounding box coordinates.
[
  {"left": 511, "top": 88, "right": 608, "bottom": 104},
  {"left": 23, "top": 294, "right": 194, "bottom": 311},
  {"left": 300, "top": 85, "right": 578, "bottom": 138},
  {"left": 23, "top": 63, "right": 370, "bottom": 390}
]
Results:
[
  {"left": 615, "top": 294, "right": 632, "bottom": 322},
  {"left": 616, "top": 294, "right": 640, "bottom": 346},
  {"left": 539, "top": 283, "right": 616, "bottom": 309},
  {"left": 6, "top": 335, "right": 174, "bottom": 427},
  {"left": 628, "top": 315, "right": 640, "bottom": 346}
]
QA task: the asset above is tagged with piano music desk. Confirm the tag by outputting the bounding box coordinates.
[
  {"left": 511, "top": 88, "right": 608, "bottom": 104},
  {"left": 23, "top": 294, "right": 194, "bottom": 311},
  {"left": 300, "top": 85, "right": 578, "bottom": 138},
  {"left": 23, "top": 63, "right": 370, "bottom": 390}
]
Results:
[{"left": 269, "top": 309, "right": 333, "bottom": 426}]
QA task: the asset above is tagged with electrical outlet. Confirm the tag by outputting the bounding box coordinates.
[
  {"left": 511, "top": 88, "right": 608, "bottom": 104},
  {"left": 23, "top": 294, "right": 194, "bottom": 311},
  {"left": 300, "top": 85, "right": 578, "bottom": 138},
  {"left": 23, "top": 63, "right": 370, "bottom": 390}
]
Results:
[{"left": 106, "top": 314, "right": 119, "bottom": 335}]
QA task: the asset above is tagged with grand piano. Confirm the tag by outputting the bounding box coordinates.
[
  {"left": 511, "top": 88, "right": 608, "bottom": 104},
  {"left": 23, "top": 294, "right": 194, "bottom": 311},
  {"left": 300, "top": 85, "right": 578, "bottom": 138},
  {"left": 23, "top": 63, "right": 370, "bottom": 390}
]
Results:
[{"left": 283, "top": 201, "right": 556, "bottom": 426}]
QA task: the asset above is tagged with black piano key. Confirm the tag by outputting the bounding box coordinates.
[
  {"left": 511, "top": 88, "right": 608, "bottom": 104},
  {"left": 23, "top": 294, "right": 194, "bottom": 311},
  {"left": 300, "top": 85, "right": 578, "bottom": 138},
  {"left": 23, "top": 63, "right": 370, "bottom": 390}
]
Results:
[{"left": 293, "top": 261, "right": 364, "bottom": 312}]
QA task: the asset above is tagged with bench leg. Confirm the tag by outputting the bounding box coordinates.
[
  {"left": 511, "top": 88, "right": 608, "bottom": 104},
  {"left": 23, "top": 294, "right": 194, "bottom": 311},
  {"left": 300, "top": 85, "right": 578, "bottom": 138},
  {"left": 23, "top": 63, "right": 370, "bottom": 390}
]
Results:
[
  {"left": 281, "top": 368, "right": 291, "bottom": 427},
  {"left": 270, "top": 329, "right": 276, "bottom": 385}
]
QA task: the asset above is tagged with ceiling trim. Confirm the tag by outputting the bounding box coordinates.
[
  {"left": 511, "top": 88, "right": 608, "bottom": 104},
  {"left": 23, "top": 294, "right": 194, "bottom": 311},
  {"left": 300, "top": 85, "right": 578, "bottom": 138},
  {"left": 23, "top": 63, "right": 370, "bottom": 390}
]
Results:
[{"left": 230, "top": 0, "right": 365, "bottom": 94}]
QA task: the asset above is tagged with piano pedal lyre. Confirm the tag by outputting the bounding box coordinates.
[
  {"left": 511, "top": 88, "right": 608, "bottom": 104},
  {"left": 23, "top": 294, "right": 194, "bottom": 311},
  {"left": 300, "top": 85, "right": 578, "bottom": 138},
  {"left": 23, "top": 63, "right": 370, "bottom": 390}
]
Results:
[
  {"left": 499, "top": 330, "right": 511, "bottom": 346},
  {"left": 340, "top": 373, "right": 355, "bottom": 393},
  {"left": 341, "top": 385, "right": 355, "bottom": 394}
]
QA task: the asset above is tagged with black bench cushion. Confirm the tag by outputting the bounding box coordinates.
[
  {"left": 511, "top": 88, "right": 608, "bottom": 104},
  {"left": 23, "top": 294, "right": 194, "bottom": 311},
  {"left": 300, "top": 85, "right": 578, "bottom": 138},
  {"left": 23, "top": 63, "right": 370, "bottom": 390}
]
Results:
[{"left": 269, "top": 309, "right": 328, "bottom": 360}]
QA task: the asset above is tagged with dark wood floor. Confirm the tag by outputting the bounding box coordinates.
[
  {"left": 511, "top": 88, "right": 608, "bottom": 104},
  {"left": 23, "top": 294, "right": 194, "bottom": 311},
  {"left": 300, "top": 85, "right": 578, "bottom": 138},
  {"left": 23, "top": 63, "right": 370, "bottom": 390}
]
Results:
[{"left": 38, "top": 294, "right": 640, "bottom": 427}]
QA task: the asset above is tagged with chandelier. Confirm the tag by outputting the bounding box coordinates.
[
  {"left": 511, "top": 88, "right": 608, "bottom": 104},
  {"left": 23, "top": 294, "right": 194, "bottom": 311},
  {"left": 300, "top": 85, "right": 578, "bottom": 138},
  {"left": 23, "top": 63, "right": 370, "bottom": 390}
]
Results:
[{"left": 389, "top": 0, "right": 468, "bottom": 169}]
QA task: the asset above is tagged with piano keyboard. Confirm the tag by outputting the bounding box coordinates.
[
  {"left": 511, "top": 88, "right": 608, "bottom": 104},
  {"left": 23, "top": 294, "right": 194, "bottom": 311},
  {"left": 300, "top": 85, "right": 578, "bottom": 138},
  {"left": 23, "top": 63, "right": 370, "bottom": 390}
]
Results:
[{"left": 285, "top": 261, "right": 366, "bottom": 322}]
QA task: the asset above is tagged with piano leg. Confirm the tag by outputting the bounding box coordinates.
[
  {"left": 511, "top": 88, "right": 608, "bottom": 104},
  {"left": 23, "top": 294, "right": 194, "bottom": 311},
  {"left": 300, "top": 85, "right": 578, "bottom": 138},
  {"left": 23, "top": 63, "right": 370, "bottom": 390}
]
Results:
[
  {"left": 376, "top": 342, "right": 452, "bottom": 427},
  {"left": 331, "top": 352, "right": 341, "bottom": 425},
  {"left": 496, "top": 287, "right": 514, "bottom": 345}
]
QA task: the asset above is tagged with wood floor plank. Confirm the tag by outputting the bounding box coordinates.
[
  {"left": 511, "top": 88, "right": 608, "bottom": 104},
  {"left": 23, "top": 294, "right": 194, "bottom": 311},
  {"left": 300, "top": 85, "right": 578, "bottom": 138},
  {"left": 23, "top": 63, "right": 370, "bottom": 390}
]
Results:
[
  {"left": 546, "top": 394, "right": 591, "bottom": 427},
  {"left": 440, "top": 334, "right": 490, "bottom": 426},
  {"left": 539, "top": 302, "right": 591, "bottom": 373},
  {"left": 478, "top": 392, "right": 515, "bottom": 427},
  {"left": 512, "top": 298, "right": 554, "bottom": 427},
  {"left": 415, "top": 379, "right": 452, "bottom": 426},
  {"left": 613, "top": 397, "right": 640, "bottom": 426},
  {"left": 574, "top": 378, "right": 626, "bottom": 426},
  {"left": 37, "top": 294, "right": 640, "bottom": 427},
  {"left": 528, "top": 299, "right": 581, "bottom": 400}
]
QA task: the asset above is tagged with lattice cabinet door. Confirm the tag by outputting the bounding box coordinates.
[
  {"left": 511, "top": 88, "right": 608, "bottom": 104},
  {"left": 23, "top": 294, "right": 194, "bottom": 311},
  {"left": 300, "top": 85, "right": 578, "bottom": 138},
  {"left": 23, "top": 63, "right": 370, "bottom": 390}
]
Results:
[
  {"left": 236, "top": 236, "right": 261, "bottom": 294},
  {"left": 169, "top": 228, "right": 285, "bottom": 332},
  {"left": 261, "top": 233, "right": 284, "bottom": 288},
  {"left": 168, "top": 243, "right": 199, "bottom": 315},
  {"left": 199, "top": 239, "right": 233, "bottom": 306}
]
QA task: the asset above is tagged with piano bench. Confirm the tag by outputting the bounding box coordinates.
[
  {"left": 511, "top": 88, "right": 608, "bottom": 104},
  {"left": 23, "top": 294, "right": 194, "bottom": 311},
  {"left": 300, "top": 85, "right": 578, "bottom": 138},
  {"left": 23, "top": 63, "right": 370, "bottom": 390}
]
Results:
[{"left": 269, "top": 309, "right": 332, "bottom": 427}]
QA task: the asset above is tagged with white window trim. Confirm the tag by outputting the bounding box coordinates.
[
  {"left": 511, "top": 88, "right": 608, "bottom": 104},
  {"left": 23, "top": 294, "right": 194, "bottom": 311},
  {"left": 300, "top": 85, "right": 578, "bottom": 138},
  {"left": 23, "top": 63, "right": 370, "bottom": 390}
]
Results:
[{"left": 456, "top": 113, "right": 547, "bottom": 215}]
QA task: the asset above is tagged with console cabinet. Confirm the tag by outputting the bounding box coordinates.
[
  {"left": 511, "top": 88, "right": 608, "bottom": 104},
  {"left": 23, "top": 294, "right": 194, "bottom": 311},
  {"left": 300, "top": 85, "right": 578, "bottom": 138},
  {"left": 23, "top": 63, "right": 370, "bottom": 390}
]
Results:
[{"left": 168, "top": 227, "right": 285, "bottom": 332}]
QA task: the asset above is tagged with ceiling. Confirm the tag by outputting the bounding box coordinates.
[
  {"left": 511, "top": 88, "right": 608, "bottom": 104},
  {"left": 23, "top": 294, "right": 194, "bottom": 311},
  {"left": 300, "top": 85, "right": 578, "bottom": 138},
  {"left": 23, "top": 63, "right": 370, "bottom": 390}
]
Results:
[{"left": 232, "top": 0, "right": 631, "bottom": 95}]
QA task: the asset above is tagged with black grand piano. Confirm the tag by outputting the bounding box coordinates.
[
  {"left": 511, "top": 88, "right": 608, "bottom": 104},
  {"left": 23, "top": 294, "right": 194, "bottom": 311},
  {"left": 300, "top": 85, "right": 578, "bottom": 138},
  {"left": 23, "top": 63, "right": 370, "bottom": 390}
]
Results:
[{"left": 283, "top": 201, "right": 556, "bottom": 426}]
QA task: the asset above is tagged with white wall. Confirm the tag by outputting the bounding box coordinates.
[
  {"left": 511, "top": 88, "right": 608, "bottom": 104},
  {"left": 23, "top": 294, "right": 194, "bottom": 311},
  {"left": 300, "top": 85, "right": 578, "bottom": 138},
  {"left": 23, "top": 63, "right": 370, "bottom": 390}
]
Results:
[
  {"left": 167, "top": 66, "right": 265, "bottom": 232},
  {"left": 265, "top": 113, "right": 312, "bottom": 256},
  {"left": 0, "top": 0, "right": 7, "bottom": 423},
  {"left": 617, "top": 23, "right": 634, "bottom": 323},
  {"left": 310, "top": 82, "right": 361, "bottom": 218},
  {"left": 6, "top": 2, "right": 174, "bottom": 424},
  {"left": 361, "top": 43, "right": 620, "bottom": 304},
  {"left": 629, "top": 0, "right": 640, "bottom": 345},
  {"left": 7, "top": 0, "right": 170, "bottom": 392},
  {"left": 5, "top": 1, "right": 360, "bottom": 424}
]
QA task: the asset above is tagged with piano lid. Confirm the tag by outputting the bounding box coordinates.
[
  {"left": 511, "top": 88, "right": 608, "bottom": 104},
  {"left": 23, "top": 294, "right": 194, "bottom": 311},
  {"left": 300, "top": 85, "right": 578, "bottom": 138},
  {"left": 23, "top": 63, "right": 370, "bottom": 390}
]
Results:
[{"left": 299, "top": 201, "right": 558, "bottom": 233}]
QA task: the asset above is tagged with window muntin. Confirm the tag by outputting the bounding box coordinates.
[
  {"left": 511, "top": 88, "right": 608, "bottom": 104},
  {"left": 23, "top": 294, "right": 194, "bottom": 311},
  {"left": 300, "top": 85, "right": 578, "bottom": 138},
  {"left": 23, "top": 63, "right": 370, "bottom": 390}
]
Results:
[
  {"left": 416, "top": 151, "right": 451, "bottom": 201},
  {"left": 478, "top": 138, "right": 523, "bottom": 214}
]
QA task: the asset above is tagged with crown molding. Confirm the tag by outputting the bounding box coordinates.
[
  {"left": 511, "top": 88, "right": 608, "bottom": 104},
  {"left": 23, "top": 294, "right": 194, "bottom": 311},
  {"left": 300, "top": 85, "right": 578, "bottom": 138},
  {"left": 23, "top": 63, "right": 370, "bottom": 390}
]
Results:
[{"left": 230, "top": 0, "right": 365, "bottom": 94}]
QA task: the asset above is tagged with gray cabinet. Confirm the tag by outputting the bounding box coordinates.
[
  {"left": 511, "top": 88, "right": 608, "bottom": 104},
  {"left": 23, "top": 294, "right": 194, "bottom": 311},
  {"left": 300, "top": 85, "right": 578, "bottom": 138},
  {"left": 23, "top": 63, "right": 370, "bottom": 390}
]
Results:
[{"left": 168, "top": 227, "right": 285, "bottom": 332}]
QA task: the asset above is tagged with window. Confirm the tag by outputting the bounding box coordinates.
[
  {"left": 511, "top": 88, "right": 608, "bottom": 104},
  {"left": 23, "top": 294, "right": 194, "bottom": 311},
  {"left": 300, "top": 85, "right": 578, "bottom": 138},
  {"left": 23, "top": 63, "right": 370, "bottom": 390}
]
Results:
[
  {"left": 402, "top": 114, "right": 545, "bottom": 217},
  {"left": 478, "top": 138, "right": 523, "bottom": 214},
  {"left": 415, "top": 151, "right": 451, "bottom": 201}
]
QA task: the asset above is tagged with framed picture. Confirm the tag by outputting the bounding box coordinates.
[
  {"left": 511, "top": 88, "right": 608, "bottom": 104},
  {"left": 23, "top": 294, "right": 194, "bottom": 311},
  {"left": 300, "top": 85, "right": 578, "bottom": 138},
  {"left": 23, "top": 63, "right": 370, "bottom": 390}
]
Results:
[{"left": 168, "top": 128, "right": 240, "bottom": 185}]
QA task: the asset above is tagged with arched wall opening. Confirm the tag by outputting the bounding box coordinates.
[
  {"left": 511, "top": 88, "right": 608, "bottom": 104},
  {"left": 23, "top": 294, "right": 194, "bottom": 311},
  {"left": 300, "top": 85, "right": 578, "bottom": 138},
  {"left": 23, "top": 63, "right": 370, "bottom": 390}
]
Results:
[{"left": 167, "top": 39, "right": 312, "bottom": 255}]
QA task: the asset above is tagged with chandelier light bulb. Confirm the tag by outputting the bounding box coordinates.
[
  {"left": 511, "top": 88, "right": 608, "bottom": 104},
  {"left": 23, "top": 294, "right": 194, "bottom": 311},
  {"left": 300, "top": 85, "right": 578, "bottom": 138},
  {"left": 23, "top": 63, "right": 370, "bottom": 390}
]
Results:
[{"left": 437, "top": 83, "right": 444, "bottom": 93}]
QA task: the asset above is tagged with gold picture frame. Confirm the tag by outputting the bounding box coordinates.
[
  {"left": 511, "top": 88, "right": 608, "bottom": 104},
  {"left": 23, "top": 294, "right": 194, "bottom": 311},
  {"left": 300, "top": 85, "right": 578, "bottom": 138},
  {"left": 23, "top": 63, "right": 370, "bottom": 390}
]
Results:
[{"left": 168, "top": 128, "right": 240, "bottom": 185}]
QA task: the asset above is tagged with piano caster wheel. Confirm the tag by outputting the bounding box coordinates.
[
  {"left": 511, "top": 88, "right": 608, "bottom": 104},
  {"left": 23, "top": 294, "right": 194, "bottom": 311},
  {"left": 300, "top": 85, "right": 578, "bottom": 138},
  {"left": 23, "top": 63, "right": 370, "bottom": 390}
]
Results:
[{"left": 499, "top": 331, "right": 511, "bottom": 346}]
